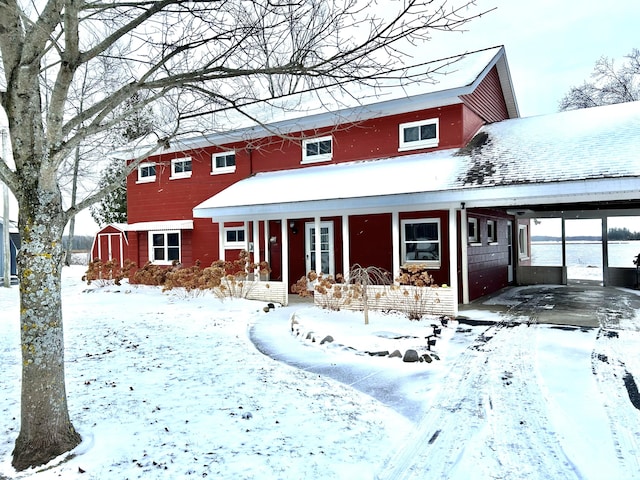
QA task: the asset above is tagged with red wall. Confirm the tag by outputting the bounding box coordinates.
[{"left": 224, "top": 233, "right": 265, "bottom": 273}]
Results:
[
  {"left": 465, "top": 209, "right": 512, "bottom": 301},
  {"left": 349, "top": 214, "right": 393, "bottom": 275}
]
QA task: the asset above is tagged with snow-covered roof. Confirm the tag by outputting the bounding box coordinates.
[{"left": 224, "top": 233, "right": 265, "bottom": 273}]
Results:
[
  {"left": 193, "top": 101, "right": 640, "bottom": 221},
  {"left": 133, "top": 46, "right": 516, "bottom": 157}
]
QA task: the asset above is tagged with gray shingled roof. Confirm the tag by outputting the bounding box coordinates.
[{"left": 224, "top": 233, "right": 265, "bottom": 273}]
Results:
[{"left": 457, "top": 100, "right": 640, "bottom": 187}]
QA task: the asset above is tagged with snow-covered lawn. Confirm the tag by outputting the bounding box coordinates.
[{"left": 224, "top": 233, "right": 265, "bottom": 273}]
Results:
[{"left": 0, "top": 266, "right": 639, "bottom": 479}]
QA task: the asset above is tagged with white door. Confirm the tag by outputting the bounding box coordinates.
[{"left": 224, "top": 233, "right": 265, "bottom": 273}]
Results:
[
  {"left": 305, "top": 222, "right": 334, "bottom": 276},
  {"left": 507, "top": 220, "right": 514, "bottom": 282}
]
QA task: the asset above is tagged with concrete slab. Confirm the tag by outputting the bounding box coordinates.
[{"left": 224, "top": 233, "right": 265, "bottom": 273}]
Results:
[{"left": 458, "top": 285, "right": 640, "bottom": 329}]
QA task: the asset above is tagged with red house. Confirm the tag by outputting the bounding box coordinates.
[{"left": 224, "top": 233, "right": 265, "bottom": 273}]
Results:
[{"left": 115, "top": 45, "right": 640, "bottom": 312}]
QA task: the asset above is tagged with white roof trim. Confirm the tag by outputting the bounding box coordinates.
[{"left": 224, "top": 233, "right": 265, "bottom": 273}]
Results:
[{"left": 127, "top": 220, "right": 194, "bottom": 231}]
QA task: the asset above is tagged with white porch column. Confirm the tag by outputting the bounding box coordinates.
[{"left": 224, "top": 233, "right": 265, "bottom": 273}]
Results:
[
  {"left": 252, "top": 220, "right": 260, "bottom": 264},
  {"left": 264, "top": 221, "right": 270, "bottom": 265},
  {"left": 218, "top": 222, "right": 225, "bottom": 260},
  {"left": 281, "top": 218, "right": 289, "bottom": 305},
  {"left": 460, "top": 207, "right": 469, "bottom": 304},
  {"left": 391, "top": 211, "right": 400, "bottom": 281},
  {"left": 602, "top": 216, "right": 609, "bottom": 286},
  {"left": 314, "top": 216, "right": 321, "bottom": 273},
  {"left": 449, "top": 208, "right": 460, "bottom": 315},
  {"left": 342, "top": 215, "right": 350, "bottom": 277}
]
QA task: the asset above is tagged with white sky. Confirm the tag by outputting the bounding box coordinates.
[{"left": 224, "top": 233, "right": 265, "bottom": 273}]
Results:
[
  {"left": 423, "top": 0, "right": 640, "bottom": 117},
  {"left": 2, "top": 0, "right": 640, "bottom": 235}
]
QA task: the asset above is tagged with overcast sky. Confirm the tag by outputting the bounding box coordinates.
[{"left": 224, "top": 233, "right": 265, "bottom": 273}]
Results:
[
  {"left": 422, "top": 0, "right": 639, "bottom": 117},
  {"left": 3, "top": 1, "right": 640, "bottom": 235}
]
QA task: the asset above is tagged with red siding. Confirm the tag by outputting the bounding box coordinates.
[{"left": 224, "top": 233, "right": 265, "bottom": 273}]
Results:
[
  {"left": 465, "top": 209, "right": 512, "bottom": 301},
  {"left": 460, "top": 66, "right": 509, "bottom": 123},
  {"left": 349, "top": 214, "right": 393, "bottom": 275}
]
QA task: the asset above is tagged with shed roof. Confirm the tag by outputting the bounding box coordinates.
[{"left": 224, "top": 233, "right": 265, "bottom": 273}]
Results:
[{"left": 193, "top": 101, "right": 640, "bottom": 221}]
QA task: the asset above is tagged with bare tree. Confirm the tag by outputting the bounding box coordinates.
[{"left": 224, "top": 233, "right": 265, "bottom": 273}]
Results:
[
  {"left": 0, "top": 0, "right": 490, "bottom": 470},
  {"left": 559, "top": 48, "right": 640, "bottom": 111}
]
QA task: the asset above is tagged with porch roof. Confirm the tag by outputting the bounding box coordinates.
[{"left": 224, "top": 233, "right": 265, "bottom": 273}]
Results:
[{"left": 193, "top": 101, "right": 640, "bottom": 222}]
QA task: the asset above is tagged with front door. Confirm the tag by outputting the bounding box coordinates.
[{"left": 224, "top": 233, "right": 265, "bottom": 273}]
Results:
[{"left": 305, "top": 221, "right": 334, "bottom": 276}]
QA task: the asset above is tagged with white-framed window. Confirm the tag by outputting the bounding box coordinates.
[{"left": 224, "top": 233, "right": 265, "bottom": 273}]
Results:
[
  {"left": 518, "top": 224, "right": 529, "bottom": 260},
  {"left": 137, "top": 162, "right": 156, "bottom": 183},
  {"left": 468, "top": 217, "right": 479, "bottom": 243},
  {"left": 487, "top": 220, "right": 497, "bottom": 243},
  {"left": 170, "top": 157, "right": 192, "bottom": 179},
  {"left": 302, "top": 136, "right": 332, "bottom": 163},
  {"left": 224, "top": 227, "right": 246, "bottom": 249},
  {"left": 401, "top": 218, "right": 441, "bottom": 267},
  {"left": 212, "top": 151, "right": 236, "bottom": 175},
  {"left": 399, "top": 118, "right": 439, "bottom": 151},
  {"left": 149, "top": 231, "right": 181, "bottom": 265}
]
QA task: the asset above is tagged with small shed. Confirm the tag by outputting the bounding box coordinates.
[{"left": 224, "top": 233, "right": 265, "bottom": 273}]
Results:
[
  {"left": 0, "top": 218, "right": 19, "bottom": 282},
  {"left": 91, "top": 223, "right": 130, "bottom": 266}
]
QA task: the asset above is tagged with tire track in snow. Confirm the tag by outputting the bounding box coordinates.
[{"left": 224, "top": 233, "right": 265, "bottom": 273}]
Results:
[
  {"left": 377, "top": 324, "right": 577, "bottom": 480},
  {"left": 591, "top": 326, "right": 640, "bottom": 477}
]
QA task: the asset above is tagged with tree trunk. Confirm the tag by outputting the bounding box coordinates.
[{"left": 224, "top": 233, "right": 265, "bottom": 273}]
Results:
[{"left": 11, "top": 192, "right": 81, "bottom": 471}]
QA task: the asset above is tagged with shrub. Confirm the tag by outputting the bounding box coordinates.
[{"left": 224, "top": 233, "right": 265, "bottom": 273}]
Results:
[
  {"left": 162, "top": 251, "right": 271, "bottom": 299},
  {"left": 82, "top": 258, "right": 136, "bottom": 287}
]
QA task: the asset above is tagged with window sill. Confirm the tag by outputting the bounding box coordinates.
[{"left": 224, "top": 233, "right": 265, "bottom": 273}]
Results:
[
  {"left": 488, "top": 241, "right": 499, "bottom": 246},
  {"left": 136, "top": 177, "right": 156, "bottom": 184},
  {"left": 301, "top": 156, "right": 332, "bottom": 165},
  {"left": 211, "top": 167, "right": 236, "bottom": 175},
  {"left": 468, "top": 242, "right": 481, "bottom": 247},
  {"left": 170, "top": 174, "right": 192, "bottom": 180},
  {"left": 403, "top": 260, "right": 441, "bottom": 269},
  {"left": 398, "top": 142, "right": 438, "bottom": 152}
]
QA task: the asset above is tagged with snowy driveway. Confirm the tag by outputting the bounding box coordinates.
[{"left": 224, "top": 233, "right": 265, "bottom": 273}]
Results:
[{"left": 251, "top": 286, "right": 640, "bottom": 479}]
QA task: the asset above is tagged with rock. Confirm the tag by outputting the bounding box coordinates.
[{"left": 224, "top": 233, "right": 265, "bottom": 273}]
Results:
[
  {"left": 403, "top": 349, "right": 420, "bottom": 362},
  {"left": 320, "top": 335, "right": 334, "bottom": 345},
  {"left": 367, "top": 350, "right": 389, "bottom": 357},
  {"left": 263, "top": 306, "right": 270, "bottom": 313},
  {"left": 389, "top": 350, "right": 402, "bottom": 358},
  {"left": 422, "top": 354, "right": 433, "bottom": 363}
]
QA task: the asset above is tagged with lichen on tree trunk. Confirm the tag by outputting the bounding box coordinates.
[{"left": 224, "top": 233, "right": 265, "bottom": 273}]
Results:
[{"left": 11, "top": 194, "right": 81, "bottom": 471}]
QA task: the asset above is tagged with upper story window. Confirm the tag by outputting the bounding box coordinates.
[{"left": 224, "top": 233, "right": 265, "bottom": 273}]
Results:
[
  {"left": 401, "top": 218, "right": 441, "bottom": 268},
  {"left": 224, "top": 227, "right": 246, "bottom": 249},
  {"left": 212, "top": 151, "right": 236, "bottom": 175},
  {"left": 170, "top": 157, "right": 192, "bottom": 179},
  {"left": 137, "top": 162, "right": 156, "bottom": 183},
  {"left": 302, "top": 136, "right": 332, "bottom": 164},
  {"left": 399, "top": 118, "right": 439, "bottom": 151},
  {"left": 149, "top": 231, "right": 181, "bottom": 265}
]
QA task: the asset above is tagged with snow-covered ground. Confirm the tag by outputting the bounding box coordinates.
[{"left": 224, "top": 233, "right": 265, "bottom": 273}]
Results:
[{"left": 0, "top": 266, "right": 639, "bottom": 479}]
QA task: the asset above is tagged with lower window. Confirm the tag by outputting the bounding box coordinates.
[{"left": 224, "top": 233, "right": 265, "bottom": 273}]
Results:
[
  {"left": 401, "top": 218, "right": 441, "bottom": 267},
  {"left": 149, "top": 231, "right": 181, "bottom": 264}
]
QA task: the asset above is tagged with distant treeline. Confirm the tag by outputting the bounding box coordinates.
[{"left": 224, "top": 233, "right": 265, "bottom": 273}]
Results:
[
  {"left": 62, "top": 235, "right": 94, "bottom": 251},
  {"left": 533, "top": 227, "right": 640, "bottom": 242}
]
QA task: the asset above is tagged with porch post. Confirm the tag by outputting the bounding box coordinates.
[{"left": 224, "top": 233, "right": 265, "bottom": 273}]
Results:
[
  {"left": 449, "top": 208, "right": 459, "bottom": 315},
  {"left": 252, "top": 220, "right": 260, "bottom": 264},
  {"left": 342, "top": 215, "right": 350, "bottom": 278},
  {"left": 459, "top": 207, "right": 469, "bottom": 304},
  {"left": 391, "top": 211, "right": 400, "bottom": 281},
  {"left": 264, "top": 221, "right": 270, "bottom": 265},
  {"left": 218, "top": 222, "right": 225, "bottom": 261},
  {"left": 314, "top": 216, "right": 321, "bottom": 273},
  {"left": 561, "top": 218, "right": 567, "bottom": 284},
  {"left": 602, "top": 216, "right": 609, "bottom": 286},
  {"left": 281, "top": 218, "right": 289, "bottom": 305}
]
